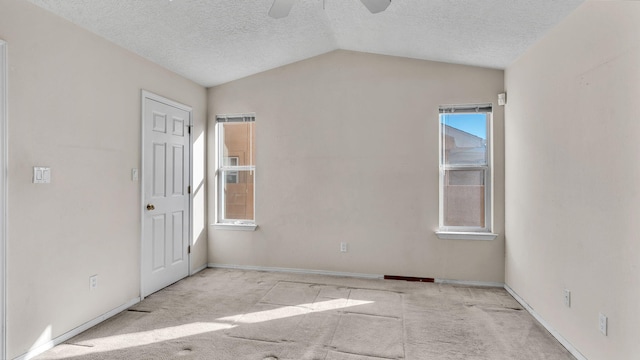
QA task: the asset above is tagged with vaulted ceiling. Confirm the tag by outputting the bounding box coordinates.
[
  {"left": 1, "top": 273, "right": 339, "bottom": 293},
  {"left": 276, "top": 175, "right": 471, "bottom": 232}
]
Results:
[{"left": 28, "top": 0, "right": 585, "bottom": 87}]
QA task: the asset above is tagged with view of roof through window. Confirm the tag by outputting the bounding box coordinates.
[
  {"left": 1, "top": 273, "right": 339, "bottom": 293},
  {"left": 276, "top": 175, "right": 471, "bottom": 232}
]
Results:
[{"left": 441, "top": 113, "right": 488, "bottom": 166}]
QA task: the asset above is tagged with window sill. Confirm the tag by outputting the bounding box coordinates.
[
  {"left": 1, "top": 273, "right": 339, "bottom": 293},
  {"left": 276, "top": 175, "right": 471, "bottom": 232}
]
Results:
[
  {"left": 435, "top": 231, "right": 498, "bottom": 241},
  {"left": 212, "top": 223, "right": 257, "bottom": 231}
]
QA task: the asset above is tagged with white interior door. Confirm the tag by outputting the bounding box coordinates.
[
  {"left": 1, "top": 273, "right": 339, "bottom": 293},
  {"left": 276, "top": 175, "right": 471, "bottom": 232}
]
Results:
[{"left": 142, "top": 92, "right": 191, "bottom": 297}]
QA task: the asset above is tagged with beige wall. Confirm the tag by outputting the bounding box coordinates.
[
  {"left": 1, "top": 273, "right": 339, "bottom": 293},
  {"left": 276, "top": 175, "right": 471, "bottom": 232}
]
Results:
[
  {"left": 208, "top": 50, "right": 505, "bottom": 282},
  {"left": 505, "top": 2, "right": 640, "bottom": 359},
  {"left": 0, "top": 0, "right": 207, "bottom": 358}
]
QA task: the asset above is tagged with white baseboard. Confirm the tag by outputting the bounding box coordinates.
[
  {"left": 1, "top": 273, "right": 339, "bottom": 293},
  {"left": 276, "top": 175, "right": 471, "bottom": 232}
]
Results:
[
  {"left": 436, "top": 278, "right": 504, "bottom": 287},
  {"left": 14, "top": 297, "right": 140, "bottom": 360},
  {"left": 191, "top": 263, "right": 208, "bottom": 275},
  {"left": 504, "top": 284, "right": 587, "bottom": 360},
  {"left": 208, "top": 264, "right": 508, "bottom": 286},
  {"left": 208, "top": 263, "right": 383, "bottom": 280}
]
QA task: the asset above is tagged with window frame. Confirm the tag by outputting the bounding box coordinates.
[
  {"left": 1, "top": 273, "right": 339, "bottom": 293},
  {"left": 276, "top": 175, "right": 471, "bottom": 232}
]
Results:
[
  {"left": 437, "top": 104, "right": 495, "bottom": 237},
  {"left": 214, "top": 114, "right": 256, "bottom": 230}
]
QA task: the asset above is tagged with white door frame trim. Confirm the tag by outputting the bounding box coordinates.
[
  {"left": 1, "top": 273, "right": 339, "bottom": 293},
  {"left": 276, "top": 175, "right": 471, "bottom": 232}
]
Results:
[
  {"left": 0, "top": 39, "right": 8, "bottom": 360},
  {"left": 140, "top": 90, "right": 192, "bottom": 299}
]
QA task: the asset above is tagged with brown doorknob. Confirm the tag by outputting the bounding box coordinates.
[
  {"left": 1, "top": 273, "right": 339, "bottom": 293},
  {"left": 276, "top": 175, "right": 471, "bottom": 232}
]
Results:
[{"left": 146, "top": 204, "right": 155, "bottom": 211}]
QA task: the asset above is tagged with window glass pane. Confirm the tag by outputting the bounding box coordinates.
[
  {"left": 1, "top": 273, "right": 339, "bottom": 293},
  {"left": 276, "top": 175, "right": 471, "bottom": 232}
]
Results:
[
  {"left": 221, "top": 170, "right": 254, "bottom": 221},
  {"left": 225, "top": 171, "right": 238, "bottom": 184},
  {"left": 442, "top": 169, "right": 485, "bottom": 228},
  {"left": 441, "top": 113, "right": 487, "bottom": 165},
  {"left": 222, "top": 122, "right": 255, "bottom": 166}
]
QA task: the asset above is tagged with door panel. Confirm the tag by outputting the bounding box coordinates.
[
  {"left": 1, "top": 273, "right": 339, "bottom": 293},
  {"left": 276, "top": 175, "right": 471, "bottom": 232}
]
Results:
[
  {"left": 172, "top": 145, "right": 184, "bottom": 195},
  {"left": 172, "top": 211, "right": 184, "bottom": 263},
  {"left": 173, "top": 118, "right": 184, "bottom": 136},
  {"left": 143, "top": 95, "right": 190, "bottom": 297},
  {"left": 153, "top": 112, "right": 167, "bottom": 133},
  {"left": 153, "top": 143, "right": 166, "bottom": 197},
  {"left": 152, "top": 214, "right": 166, "bottom": 271}
]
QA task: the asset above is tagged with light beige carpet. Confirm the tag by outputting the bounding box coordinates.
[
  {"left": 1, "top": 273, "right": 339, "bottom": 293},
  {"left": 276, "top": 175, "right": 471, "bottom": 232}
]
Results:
[{"left": 35, "top": 269, "right": 576, "bottom": 360}]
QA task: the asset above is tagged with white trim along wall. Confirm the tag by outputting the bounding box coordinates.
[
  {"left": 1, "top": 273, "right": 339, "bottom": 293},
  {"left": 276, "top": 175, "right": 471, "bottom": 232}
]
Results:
[
  {"left": 505, "top": 285, "right": 587, "bottom": 360},
  {"left": 14, "top": 298, "right": 140, "bottom": 360},
  {"left": 0, "top": 38, "right": 8, "bottom": 360}
]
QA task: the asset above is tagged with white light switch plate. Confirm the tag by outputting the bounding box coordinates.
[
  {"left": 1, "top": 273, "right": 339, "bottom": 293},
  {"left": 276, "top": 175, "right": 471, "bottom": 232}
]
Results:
[{"left": 33, "top": 166, "right": 51, "bottom": 183}]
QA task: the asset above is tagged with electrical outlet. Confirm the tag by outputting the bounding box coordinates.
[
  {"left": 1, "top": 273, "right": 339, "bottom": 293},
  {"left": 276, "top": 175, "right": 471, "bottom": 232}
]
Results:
[
  {"left": 89, "top": 275, "right": 98, "bottom": 290},
  {"left": 340, "top": 242, "right": 348, "bottom": 253},
  {"left": 563, "top": 289, "right": 571, "bottom": 308},
  {"left": 599, "top": 313, "right": 608, "bottom": 336}
]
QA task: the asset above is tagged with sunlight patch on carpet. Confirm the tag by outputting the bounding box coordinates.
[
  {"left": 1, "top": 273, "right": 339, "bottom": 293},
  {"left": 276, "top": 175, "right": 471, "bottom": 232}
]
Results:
[
  {"left": 52, "top": 298, "right": 374, "bottom": 357},
  {"left": 220, "top": 298, "right": 373, "bottom": 324}
]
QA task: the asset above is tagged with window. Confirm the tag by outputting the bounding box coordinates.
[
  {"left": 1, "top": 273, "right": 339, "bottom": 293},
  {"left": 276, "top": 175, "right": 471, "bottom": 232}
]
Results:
[
  {"left": 215, "top": 114, "right": 255, "bottom": 229},
  {"left": 438, "top": 104, "right": 495, "bottom": 239}
]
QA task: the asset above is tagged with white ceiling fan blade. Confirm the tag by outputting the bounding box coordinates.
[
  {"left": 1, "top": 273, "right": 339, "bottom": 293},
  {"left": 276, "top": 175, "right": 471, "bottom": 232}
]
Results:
[
  {"left": 360, "top": 0, "right": 391, "bottom": 14},
  {"left": 269, "top": 0, "right": 296, "bottom": 19}
]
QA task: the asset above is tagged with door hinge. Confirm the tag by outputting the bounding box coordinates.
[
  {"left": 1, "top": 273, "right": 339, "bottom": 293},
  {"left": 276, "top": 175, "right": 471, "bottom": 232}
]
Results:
[
  {"left": 187, "top": 185, "right": 191, "bottom": 194},
  {"left": 188, "top": 245, "right": 191, "bottom": 254},
  {"left": 187, "top": 125, "right": 192, "bottom": 134}
]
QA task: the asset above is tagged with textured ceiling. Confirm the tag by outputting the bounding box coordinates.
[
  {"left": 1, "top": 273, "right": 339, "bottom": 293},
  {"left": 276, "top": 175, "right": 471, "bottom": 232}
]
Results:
[{"left": 27, "top": 0, "right": 585, "bottom": 87}]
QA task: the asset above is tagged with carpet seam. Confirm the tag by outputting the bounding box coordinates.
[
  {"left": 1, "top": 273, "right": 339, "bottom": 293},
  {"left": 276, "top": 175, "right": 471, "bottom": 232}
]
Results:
[
  {"left": 340, "top": 311, "right": 401, "bottom": 320},
  {"left": 326, "top": 288, "right": 350, "bottom": 355}
]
